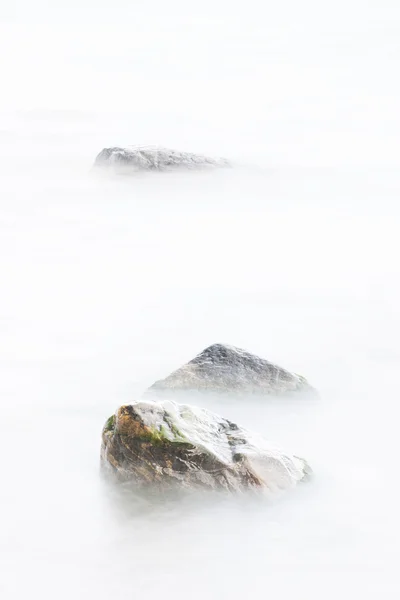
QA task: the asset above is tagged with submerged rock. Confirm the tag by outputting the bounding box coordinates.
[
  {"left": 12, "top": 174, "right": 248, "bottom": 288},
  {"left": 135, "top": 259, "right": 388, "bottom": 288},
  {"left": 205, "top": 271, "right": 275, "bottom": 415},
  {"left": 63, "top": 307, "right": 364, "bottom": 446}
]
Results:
[
  {"left": 101, "top": 400, "right": 310, "bottom": 493},
  {"left": 147, "top": 343, "right": 313, "bottom": 397},
  {"left": 94, "top": 145, "right": 230, "bottom": 172}
]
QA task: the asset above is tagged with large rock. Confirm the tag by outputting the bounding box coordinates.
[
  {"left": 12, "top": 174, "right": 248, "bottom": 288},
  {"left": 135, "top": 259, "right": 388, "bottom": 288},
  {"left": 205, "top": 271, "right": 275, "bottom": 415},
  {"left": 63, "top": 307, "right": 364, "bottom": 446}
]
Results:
[
  {"left": 147, "top": 343, "right": 313, "bottom": 397},
  {"left": 101, "top": 400, "right": 311, "bottom": 493},
  {"left": 94, "top": 145, "right": 230, "bottom": 172}
]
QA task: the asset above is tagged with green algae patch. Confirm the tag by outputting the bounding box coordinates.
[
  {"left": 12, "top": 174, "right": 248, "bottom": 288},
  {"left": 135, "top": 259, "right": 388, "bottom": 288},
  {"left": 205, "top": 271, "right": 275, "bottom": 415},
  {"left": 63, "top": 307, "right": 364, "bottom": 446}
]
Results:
[
  {"left": 138, "top": 423, "right": 187, "bottom": 445},
  {"left": 160, "top": 424, "right": 170, "bottom": 439},
  {"left": 162, "top": 417, "right": 188, "bottom": 443},
  {"left": 135, "top": 427, "right": 165, "bottom": 445},
  {"left": 123, "top": 421, "right": 188, "bottom": 446},
  {"left": 104, "top": 414, "right": 115, "bottom": 433}
]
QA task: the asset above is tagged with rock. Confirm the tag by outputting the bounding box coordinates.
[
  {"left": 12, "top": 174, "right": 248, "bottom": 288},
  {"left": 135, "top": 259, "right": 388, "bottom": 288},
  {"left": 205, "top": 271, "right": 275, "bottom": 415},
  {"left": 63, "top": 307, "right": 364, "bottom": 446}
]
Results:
[
  {"left": 101, "top": 400, "right": 311, "bottom": 493},
  {"left": 94, "top": 145, "right": 230, "bottom": 173},
  {"left": 147, "top": 343, "right": 313, "bottom": 397}
]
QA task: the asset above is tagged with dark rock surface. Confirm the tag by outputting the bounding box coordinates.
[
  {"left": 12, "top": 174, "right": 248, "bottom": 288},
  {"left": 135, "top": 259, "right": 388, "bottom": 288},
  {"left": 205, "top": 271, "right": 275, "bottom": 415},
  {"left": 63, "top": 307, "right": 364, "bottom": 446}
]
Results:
[
  {"left": 101, "top": 400, "right": 311, "bottom": 493},
  {"left": 147, "top": 343, "right": 313, "bottom": 397}
]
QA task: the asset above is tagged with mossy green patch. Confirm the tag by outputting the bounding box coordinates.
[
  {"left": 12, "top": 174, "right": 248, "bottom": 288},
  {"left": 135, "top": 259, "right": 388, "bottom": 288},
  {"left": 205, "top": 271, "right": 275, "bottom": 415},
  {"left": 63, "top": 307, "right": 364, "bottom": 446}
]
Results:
[
  {"left": 173, "top": 429, "right": 187, "bottom": 443},
  {"left": 160, "top": 424, "right": 169, "bottom": 439},
  {"left": 163, "top": 417, "right": 187, "bottom": 443},
  {"left": 134, "top": 422, "right": 187, "bottom": 445},
  {"left": 104, "top": 414, "right": 115, "bottom": 432},
  {"left": 137, "top": 427, "right": 165, "bottom": 445}
]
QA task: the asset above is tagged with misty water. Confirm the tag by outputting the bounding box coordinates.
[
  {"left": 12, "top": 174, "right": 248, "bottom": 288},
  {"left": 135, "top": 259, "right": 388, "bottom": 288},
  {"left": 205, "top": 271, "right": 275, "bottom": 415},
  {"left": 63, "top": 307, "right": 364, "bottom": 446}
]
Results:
[{"left": 1, "top": 2, "right": 400, "bottom": 598}]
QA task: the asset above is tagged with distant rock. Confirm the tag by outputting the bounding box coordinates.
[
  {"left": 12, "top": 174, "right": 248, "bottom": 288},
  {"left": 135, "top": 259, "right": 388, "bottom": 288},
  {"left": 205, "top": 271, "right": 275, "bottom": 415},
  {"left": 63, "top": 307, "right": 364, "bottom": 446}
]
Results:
[
  {"left": 101, "top": 399, "right": 311, "bottom": 493},
  {"left": 147, "top": 343, "right": 314, "bottom": 397},
  {"left": 94, "top": 145, "right": 230, "bottom": 173}
]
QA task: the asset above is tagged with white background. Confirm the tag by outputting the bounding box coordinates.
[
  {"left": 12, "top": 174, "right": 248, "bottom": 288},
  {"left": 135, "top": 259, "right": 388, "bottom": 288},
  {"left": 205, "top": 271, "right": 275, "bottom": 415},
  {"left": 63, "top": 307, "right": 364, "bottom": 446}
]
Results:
[{"left": 0, "top": 1, "right": 399, "bottom": 598}]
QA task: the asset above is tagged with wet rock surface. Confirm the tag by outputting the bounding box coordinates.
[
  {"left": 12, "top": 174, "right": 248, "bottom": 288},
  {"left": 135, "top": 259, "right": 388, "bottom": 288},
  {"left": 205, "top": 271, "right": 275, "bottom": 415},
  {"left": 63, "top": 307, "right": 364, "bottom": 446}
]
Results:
[
  {"left": 94, "top": 145, "right": 230, "bottom": 172},
  {"left": 101, "top": 399, "right": 311, "bottom": 493},
  {"left": 148, "top": 343, "right": 313, "bottom": 397}
]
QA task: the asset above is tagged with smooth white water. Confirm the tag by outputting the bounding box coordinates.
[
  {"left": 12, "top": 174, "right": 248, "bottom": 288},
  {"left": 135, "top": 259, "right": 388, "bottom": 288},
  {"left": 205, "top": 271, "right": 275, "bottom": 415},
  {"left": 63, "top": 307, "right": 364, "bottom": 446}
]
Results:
[{"left": 1, "top": 1, "right": 400, "bottom": 598}]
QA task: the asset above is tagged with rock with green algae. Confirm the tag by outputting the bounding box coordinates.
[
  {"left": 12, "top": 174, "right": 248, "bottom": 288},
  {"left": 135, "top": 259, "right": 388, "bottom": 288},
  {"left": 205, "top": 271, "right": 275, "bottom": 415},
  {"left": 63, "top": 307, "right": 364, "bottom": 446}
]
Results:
[
  {"left": 101, "top": 399, "right": 311, "bottom": 493},
  {"left": 146, "top": 343, "right": 315, "bottom": 398}
]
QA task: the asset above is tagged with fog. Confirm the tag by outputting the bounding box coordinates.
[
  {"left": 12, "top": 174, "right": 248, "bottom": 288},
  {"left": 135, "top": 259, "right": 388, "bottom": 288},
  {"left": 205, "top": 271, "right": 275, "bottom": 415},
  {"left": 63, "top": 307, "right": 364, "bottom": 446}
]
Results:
[{"left": 1, "top": 1, "right": 400, "bottom": 598}]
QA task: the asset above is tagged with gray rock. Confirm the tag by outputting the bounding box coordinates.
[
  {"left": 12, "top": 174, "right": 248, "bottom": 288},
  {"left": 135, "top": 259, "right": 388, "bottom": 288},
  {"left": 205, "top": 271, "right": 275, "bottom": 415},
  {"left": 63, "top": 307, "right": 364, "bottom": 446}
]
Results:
[
  {"left": 94, "top": 145, "right": 230, "bottom": 173},
  {"left": 101, "top": 399, "right": 311, "bottom": 493},
  {"left": 147, "top": 343, "right": 313, "bottom": 397}
]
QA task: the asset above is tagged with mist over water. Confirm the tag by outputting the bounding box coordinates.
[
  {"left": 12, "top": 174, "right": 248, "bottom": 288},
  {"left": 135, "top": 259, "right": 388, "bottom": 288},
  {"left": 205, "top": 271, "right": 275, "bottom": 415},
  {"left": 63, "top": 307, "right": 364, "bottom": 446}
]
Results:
[{"left": 1, "top": 1, "right": 400, "bottom": 598}]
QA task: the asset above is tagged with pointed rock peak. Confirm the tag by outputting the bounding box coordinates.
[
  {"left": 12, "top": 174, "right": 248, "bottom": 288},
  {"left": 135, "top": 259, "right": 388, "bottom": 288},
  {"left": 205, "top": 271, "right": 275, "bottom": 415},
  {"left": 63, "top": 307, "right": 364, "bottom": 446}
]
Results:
[
  {"left": 147, "top": 343, "right": 315, "bottom": 397},
  {"left": 190, "top": 343, "right": 241, "bottom": 364}
]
